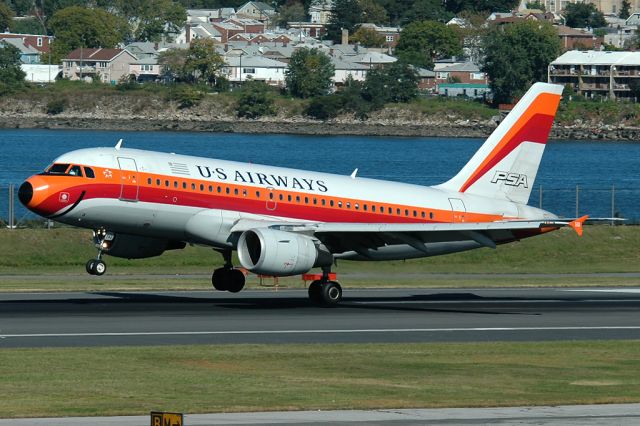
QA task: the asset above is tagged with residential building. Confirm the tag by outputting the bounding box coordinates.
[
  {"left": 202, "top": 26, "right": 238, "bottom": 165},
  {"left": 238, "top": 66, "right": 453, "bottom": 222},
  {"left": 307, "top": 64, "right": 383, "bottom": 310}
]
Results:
[
  {"left": 223, "top": 55, "right": 287, "bottom": 86},
  {"left": 557, "top": 25, "right": 602, "bottom": 51},
  {"left": 129, "top": 57, "right": 161, "bottom": 82},
  {"left": 62, "top": 48, "right": 137, "bottom": 84},
  {"left": 236, "top": 1, "right": 276, "bottom": 25},
  {"left": 626, "top": 13, "right": 640, "bottom": 26},
  {"left": 434, "top": 61, "right": 488, "bottom": 85},
  {"left": 437, "top": 83, "right": 490, "bottom": 99},
  {"left": 0, "top": 38, "right": 40, "bottom": 63},
  {"left": 309, "top": 0, "right": 333, "bottom": 24},
  {"left": 286, "top": 22, "right": 326, "bottom": 38},
  {"left": 330, "top": 57, "right": 368, "bottom": 84},
  {"left": 548, "top": 50, "right": 640, "bottom": 99},
  {"left": 0, "top": 33, "right": 53, "bottom": 54},
  {"left": 358, "top": 23, "right": 401, "bottom": 48},
  {"left": 21, "top": 64, "right": 61, "bottom": 83}
]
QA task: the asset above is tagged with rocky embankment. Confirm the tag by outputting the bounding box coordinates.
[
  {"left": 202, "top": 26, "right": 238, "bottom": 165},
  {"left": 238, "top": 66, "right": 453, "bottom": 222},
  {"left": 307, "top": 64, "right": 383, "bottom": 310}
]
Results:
[{"left": 1, "top": 95, "right": 638, "bottom": 140}]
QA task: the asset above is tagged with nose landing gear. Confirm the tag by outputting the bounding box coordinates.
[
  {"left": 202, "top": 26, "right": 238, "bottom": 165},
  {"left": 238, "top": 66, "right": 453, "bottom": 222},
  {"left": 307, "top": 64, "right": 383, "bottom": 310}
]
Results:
[{"left": 86, "top": 229, "right": 110, "bottom": 276}]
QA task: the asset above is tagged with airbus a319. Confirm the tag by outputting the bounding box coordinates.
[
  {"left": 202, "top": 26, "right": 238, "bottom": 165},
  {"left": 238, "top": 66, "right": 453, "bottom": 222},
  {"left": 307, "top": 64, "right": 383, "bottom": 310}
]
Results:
[{"left": 19, "top": 83, "right": 586, "bottom": 305}]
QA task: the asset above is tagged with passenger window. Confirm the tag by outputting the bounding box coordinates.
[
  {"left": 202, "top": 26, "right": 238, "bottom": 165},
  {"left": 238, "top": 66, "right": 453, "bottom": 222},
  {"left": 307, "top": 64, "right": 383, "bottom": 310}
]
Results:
[
  {"left": 330, "top": 200, "right": 334, "bottom": 207},
  {"left": 147, "top": 178, "right": 152, "bottom": 185},
  {"left": 84, "top": 167, "right": 95, "bottom": 178},
  {"left": 234, "top": 188, "right": 239, "bottom": 195},
  {"left": 256, "top": 191, "right": 261, "bottom": 198},
  {"left": 191, "top": 183, "right": 196, "bottom": 190},
  {"left": 209, "top": 185, "right": 213, "bottom": 192},
  {"left": 182, "top": 182, "right": 187, "bottom": 189},
  {"left": 288, "top": 195, "right": 292, "bottom": 202},
  {"left": 200, "top": 184, "right": 205, "bottom": 191},
  {"left": 174, "top": 181, "right": 178, "bottom": 188},
  {"left": 156, "top": 179, "right": 161, "bottom": 186}
]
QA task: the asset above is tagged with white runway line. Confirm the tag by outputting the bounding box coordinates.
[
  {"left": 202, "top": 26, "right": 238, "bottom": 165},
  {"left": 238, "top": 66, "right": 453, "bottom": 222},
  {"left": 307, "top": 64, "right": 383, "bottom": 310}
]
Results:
[{"left": 3, "top": 326, "right": 640, "bottom": 339}]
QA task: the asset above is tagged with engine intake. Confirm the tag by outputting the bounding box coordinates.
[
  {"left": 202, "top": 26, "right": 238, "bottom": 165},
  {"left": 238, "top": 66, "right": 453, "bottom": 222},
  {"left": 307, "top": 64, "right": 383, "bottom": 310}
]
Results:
[{"left": 237, "top": 228, "right": 331, "bottom": 276}]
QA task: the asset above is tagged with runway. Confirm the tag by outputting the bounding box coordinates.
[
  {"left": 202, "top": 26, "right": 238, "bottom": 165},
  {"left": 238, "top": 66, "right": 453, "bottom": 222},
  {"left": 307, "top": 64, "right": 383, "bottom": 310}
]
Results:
[{"left": 1, "top": 287, "right": 640, "bottom": 348}]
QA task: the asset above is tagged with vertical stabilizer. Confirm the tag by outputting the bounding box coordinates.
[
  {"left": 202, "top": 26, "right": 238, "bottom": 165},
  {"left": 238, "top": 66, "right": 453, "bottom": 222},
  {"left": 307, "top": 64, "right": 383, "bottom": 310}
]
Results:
[{"left": 436, "top": 83, "right": 563, "bottom": 205}]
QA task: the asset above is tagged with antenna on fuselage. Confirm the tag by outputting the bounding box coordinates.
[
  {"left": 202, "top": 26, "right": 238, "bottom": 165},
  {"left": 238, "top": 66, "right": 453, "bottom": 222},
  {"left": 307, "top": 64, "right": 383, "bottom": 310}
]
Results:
[
  {"left": 115, "top": 139, "right": 123, "bottom": 150},
  {"left": 350, "top": 168, "right": 358, "bottom": 179}
]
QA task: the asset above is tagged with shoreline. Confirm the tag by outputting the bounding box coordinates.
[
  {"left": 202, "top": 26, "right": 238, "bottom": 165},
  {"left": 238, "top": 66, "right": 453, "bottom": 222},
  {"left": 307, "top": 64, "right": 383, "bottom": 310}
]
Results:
[{"left": 1, "top": 116, "right": 639, "bottom": 141}]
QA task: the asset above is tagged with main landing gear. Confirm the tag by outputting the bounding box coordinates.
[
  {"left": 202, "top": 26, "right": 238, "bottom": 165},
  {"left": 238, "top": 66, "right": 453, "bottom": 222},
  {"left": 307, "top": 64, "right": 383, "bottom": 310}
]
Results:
[
  {"left": 308, "top": 267, "right": 343, "bottom": 306},
  {"left": 211, "top": 250, "right": 246, "bottom": 293},
  {"left": 86, "top": 229, "right": 109, "bottom": 276}
]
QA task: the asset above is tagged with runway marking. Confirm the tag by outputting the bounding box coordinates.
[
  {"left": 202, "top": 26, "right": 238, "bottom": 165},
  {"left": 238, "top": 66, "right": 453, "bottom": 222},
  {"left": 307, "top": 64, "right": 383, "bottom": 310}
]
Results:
[
  {"left": 2, "top": 326, "right": 640, "bottom": 339},
  {"left": 562, "top": 289, "right": 640, "bottom": 294}
]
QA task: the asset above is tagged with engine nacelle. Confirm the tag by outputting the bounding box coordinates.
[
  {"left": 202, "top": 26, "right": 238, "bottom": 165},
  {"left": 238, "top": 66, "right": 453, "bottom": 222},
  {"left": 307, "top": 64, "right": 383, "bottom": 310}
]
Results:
[
  {"left": 237, "top": 228, "right": 331, "bottom": 276},
  {"left": 97, "top": 232, "right": 186, "bottom": 259}
]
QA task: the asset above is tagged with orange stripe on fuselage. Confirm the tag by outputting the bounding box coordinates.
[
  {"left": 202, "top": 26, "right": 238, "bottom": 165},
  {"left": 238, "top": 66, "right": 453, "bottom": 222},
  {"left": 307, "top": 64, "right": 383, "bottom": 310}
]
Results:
[
  {"left": 33, "top": 165, "right": 505, "bottom": 224},
  {"left": 459, "top": 92, "right": 561, "bottom": 193}
]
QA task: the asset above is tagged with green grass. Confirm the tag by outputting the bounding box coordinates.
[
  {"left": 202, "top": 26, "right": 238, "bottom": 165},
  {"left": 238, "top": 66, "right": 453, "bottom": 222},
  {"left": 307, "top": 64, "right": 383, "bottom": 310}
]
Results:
[
  {"left": 0, "top": 226, "right": 638, "bottom": 291},
  {"left": 1, "top": 341, "right": 639, "bottom": 418}
]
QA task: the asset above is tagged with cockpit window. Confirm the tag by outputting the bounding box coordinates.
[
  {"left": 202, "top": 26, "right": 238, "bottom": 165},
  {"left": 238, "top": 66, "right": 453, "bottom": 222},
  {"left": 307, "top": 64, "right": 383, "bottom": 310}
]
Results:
[
  {"left": 68, "top": 165, "right": 83, "bottom": 176},
  {"left": 84, "top": 167, "right": 95, "bottom": 178},
  {"left": 41, "top": 163, "right": 85, "bottom": 177},
  {"left": 46, "top": 163, "right": 71, "bottom": 174}
]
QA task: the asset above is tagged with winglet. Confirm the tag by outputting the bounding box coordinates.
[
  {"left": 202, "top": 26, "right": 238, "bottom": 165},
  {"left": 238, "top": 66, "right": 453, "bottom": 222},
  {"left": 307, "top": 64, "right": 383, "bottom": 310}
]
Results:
[
  {"left": 350, "top": 168, "right": 358, "bottom": 179},
  {"left": 115, "top": 139, "right": 123, "bottom": 150},
  {"left": 568, "top": 215, "right": 589, "bottom": 237}
]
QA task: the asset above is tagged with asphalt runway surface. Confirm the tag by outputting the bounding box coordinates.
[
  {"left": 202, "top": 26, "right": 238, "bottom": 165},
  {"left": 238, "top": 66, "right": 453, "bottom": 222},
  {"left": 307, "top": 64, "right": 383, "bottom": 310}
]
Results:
[{"left": 2, "top": 287, "right": 640, "bottom": 348}]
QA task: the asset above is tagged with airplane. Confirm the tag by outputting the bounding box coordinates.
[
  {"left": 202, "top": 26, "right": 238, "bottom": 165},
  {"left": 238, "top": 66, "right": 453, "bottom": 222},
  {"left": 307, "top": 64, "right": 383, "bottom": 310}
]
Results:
[{"left": 18, "top": 82, "right": 587, "bottom": 305}]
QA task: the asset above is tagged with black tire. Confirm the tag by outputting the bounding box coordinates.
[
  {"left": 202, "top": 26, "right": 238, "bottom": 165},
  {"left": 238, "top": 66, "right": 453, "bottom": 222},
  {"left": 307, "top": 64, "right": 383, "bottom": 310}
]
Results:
[
  {"left": 227, "top": 269, "right": 246, "bottom": 293},
  {"left": 86, "top": 259, "right": 96, "bottom": 275},
  {"left": 211, "top": 268, "right": 229, "bottom": 291},
  {"left": 91, "top": 260, "right": 106, "bottom": 276},
  {"left": 320, "top": 281, "right": 342, "bottom": 306},
  {"left": 308, "top": 280, "right": 323, "bottom": 304}
]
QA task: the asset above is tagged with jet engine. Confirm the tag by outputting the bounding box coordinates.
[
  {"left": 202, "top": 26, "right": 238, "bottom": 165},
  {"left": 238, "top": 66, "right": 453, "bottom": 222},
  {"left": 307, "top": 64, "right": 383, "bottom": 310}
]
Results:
[
  {"left": 98, "top": 232, "right": 186, "bottom": 259},
  {"left": 237, "top": 228, "right": 332, "bottom": 276}
]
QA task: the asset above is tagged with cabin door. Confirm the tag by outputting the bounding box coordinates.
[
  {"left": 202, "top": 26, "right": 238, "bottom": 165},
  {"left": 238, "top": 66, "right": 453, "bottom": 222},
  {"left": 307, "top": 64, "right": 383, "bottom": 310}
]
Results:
[
  {"left": 448, "top": 198, "right": 466, "bottom": 223},
  {"left": 117, "top": 157, "right": 139, "bottom": 202}
]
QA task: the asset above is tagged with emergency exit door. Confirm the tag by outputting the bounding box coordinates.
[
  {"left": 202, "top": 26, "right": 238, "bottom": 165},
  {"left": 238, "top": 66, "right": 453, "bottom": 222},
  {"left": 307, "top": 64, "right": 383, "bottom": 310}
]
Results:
[{"left": 117, "top": 157, "right": 139, "bottom": 201}]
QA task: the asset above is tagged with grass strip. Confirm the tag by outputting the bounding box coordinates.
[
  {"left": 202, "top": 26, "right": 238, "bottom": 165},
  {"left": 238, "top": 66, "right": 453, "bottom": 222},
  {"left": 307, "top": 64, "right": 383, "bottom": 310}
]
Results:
[{"left": 1, "top": 341, "right": 639, "bottom": 418}]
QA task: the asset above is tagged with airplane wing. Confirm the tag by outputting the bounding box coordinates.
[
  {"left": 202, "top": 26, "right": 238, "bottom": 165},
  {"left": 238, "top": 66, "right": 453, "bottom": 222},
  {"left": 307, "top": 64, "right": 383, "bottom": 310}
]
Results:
[{"left": 230, "top": 216, "right": 587, "bottom": 257}]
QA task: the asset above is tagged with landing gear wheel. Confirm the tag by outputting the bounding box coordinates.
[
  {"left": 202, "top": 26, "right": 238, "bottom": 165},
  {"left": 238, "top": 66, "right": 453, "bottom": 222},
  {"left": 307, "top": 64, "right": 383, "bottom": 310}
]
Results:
[
  {"left": 308, "top": 280, "right": 323, "bottom": 304},
  {"left": 91, "top": 260, "right": 106, "bottom": 276},
  {"left": 86, "top": 259, "right": 96, "bottom": 275},
  {"left": 227, "top": 269, "right": 246, "bottom": 293},
  {"left": 212, "top": 268, "right": 229, "bottom": 291},
  {"left": 321, "top": 281, "right": 342, "bottom": 306}
]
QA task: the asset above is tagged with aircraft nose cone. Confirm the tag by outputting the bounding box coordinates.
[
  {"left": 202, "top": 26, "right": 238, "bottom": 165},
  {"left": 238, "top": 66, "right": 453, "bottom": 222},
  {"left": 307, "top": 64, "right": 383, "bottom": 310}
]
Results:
[{"left": 18, "top": 181, "right": 33, "bottom": 206}]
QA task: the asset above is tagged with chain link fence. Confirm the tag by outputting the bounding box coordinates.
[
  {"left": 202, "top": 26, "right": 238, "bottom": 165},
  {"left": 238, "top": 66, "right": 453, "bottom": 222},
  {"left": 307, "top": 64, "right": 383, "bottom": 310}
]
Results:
[{"left": 2, "top": 184, "right": 639, "bottom": 229}]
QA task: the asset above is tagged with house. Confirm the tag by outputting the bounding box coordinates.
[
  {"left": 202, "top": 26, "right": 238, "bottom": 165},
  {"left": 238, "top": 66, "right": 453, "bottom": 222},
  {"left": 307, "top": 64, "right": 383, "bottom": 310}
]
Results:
[
  {"left": 309, "top": 0, "right": 333, "bottom": 24},
  {"left": 0, "top": 38, "right": 41, "bottom": 64},
  {"left": 21, "top": 64, "right": 61, "bottom": 83},
  {"left": 437, "top": 83, "right": 490, "bottom": 99},
  {"left": 62, "top": 48, "right": 137, "bottom": 83},
  {"left": 0, "top": 33, "right": 54, "bottom": 54},
  {"left": 358, "top": 23, "right": 401, "bottom": 48},
  {"left": 626, "top": 12, "right": 640, "bottom": 26},
  {"left": 330, "top": 57, "right": 368, "bottom": 84},
  {"left": 433, "top": 61, "right": 487, "bottom": 84},
  {"left": 556, "top": 26, "right": 602, "bottom": 51},
  {"left": 212, "top": 19, "right": 265, "bottom": 43},
  {"left": 415, "top": 67, "right": 436, "bottom": 91},
  {"left": 187, "top": 8, "right": 235, "bottom": 24},
  {"left": 548, "top": 50, "right": 640, "bottom": 100},
  {"left": 603, "top": 26, "right": 637, "bottom": 49},
  {"left": 223, "top": 55, "right": 287, "bottom": 86},
  {"left": 129, "top": 57, "right": 161, "bottom": 82},
  {"left": 236, "top": 2, "right": 276, "bottom": 25},
  {"left": 351, "top": 51, "right": 397, "bottom": 68},
  {"left": 286, "top": 22, "right": 326, "bottom": 38}
]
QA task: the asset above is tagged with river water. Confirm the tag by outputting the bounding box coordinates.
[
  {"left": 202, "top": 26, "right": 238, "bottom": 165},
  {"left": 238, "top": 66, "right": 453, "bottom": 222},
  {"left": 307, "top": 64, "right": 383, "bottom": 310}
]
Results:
[{"left": 1, "top": 129, "right": 638, "bottom": 222}]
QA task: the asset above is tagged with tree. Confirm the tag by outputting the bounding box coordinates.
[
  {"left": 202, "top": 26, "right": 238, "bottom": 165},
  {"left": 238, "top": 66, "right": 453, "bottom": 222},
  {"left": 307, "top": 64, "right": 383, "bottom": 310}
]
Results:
[
  {"left": 395, "top": 20, "right": 462, "bottom": 69},
  {"left": 236, "top": 79, "right": 276, "bottom": 118},
  {"left": 358, "top": 0, "right": 388, "bottom": 25},
  {"left": 444, "top": 0, "right": 518, "bottom": 13},
  {"left": 4, "top": 0, "right": 34, "bottom": 16},
  {"left": 481, "top": 20, "right": 560, "bottom": 104},
  {"left": 619, "top": 0, "right": 631, "bottom": 20},
  {"left": 0, "top": 42, "right": 26, "bottom": 94},
  {"left": 563, "top": 3, "right": 606, "bottom": 29},
  {"left": 526, "top": 1, "right": 545, "bottom": 10},
  {"left": 402, "top": 0, "right": 452, "bottom": 24},
  {"left": 361, "top": 61, "right": 418, "bottom": 108},
  {"left": 276, "top": 1, "right": 306, "bottom": 26},
  {"left": 183, "top": 39, "right": 224, "bottom": 85},
  {"left": 157, "top": 47, "right": 189, "bottom": 81},
  {"left": 0, "top": 3, "right": 14, "bottom": 32},
  {"left": 326, "top": 0, "right": 363, "bottom": 43},
  {"left": 10, "top": 17, "right": 45, "bottom": 34},
  {"left": 112, "top": 0, "right": 187, "bottom": 42},
  {"left": 285, "top": 48, "right": 335, "bottom": 98},
  {"left": 350, "top": 26, "right": 385, "bottom": 47},
  {"left": 48, "top": 6, "right": 128, "bottom": 61}
]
